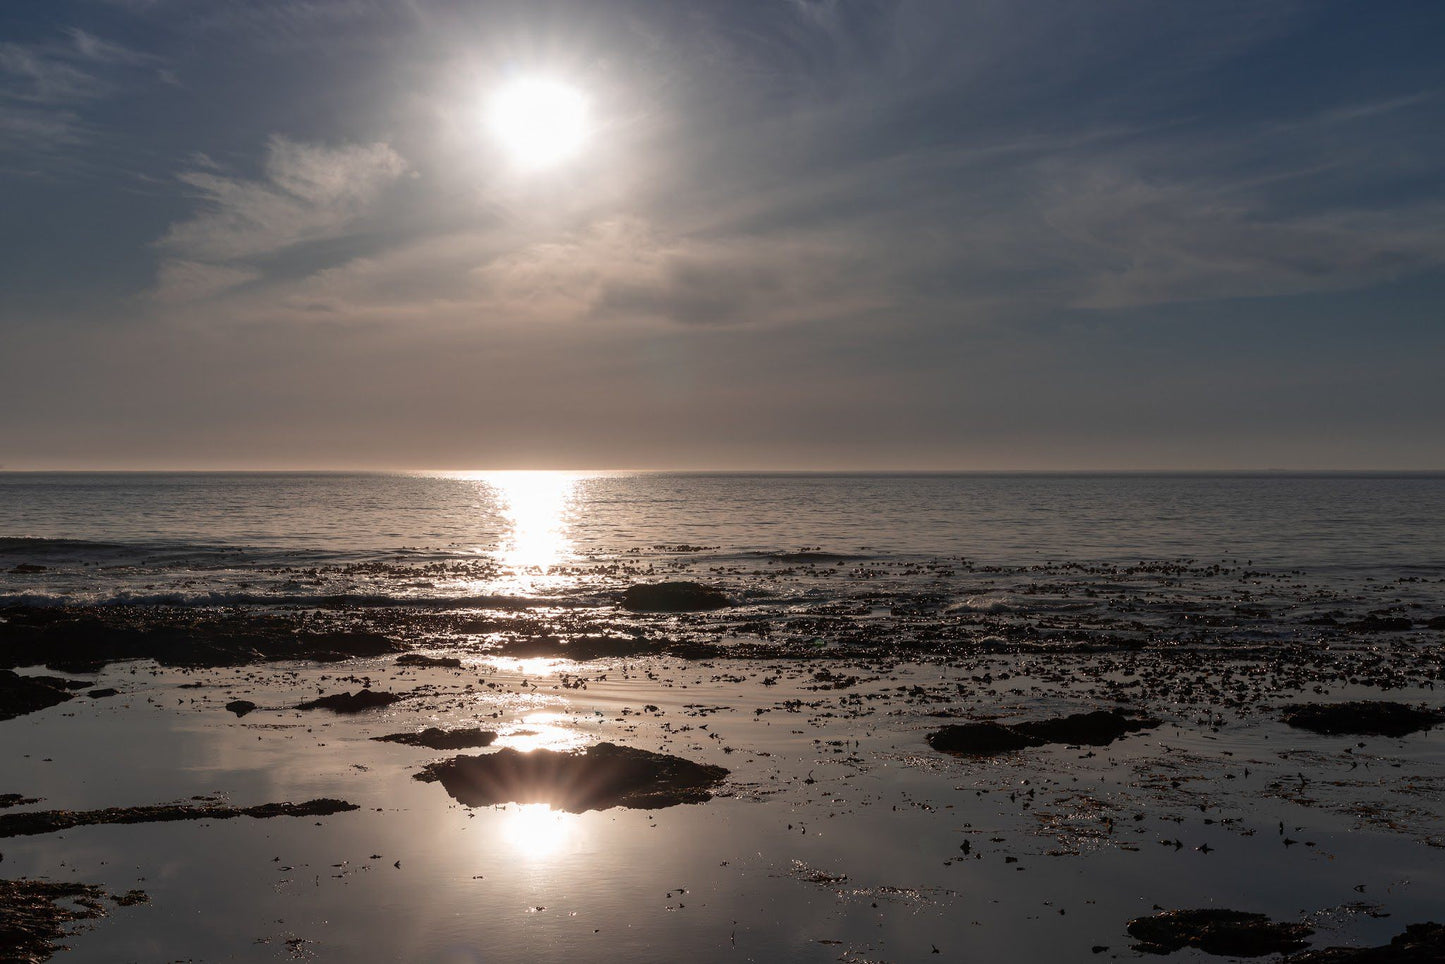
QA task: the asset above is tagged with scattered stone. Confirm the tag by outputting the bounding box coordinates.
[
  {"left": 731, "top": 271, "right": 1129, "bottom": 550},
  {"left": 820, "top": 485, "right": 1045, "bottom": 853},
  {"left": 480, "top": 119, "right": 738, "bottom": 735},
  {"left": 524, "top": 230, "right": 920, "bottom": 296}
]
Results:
[
  {"left": 0, "top": 878, "right": 145, "bottom": 963},
  {"left": 621, "top": 582, "right": 731, "bottom": 612},
  {"left": 1286, "top": 922, "right": 1445, "bottom": 961},
  {"left": 928, "top": 710, "right": 1160, "bottom": 755},
  {"left": 225, "top": 699, "right": 257, "bottom": 717},
  {"left": 1281, "top": 702, "right": 1444, "bottom": 737},
  {"left": 373, "top": 727, "right": 497, "bottom": 750},
  {"left": 296, "top": 690, "right": 403, "bottom": 713},
  {"left": 0, "top": 798, "right": 358, "bottom": 838},
  {"left": 416, "top": 742, "right": 728, "bottom": 812},
  {"left": 0, "top": 671, "right": 77, "bottom": 722},
  {"left": 394, "top": 653, "right": 463, "bottom": 668},
  {"left": 1127, "top": 909, "right": 1313, "bottom": 956}
]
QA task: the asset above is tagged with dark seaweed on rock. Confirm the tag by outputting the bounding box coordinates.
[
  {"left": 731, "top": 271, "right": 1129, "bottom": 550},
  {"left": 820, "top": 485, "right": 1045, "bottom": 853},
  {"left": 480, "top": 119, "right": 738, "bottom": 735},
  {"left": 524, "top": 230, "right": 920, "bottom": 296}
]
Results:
[
  {"left": 927, "top": 722, "right": 1045, "bottom": 755},
  {"left": 296, "top": 690, "right": 403, "bottom": 713},
  {"left": 415, "top": 743, "right": 728, "bottom": 812},
  {"left": 394, "top": 653, "right": 462, "bottom": 668},
  {"left": 1281, "top": 701, "right": 1444, "bottom": 737},
  {"left": 928, "top": 710, "right": 1160, "bottom": 755},
  {"left": 0, "top": 878, "right": 145, "bottom": 964},
  {"left": 1127, "top": 909, "right": 1313, "bottom": 957},
  {"left": 0, "top": 798, "right": 358, "bottom": 838},
  {"left": 1286, "top": 922, "right": 1445, "bottom": 962},
  {"left": 621, "top": 582, "right": 731, "bottom": 612},
  {"left": 0, "top": 605, "right": 401, "bottom": 673},
  {"left": 373, "top": 727, "right": 497, "bottom": 750},
  {"left": 0, "top": 671, "right": 78, "bottom": 722}
]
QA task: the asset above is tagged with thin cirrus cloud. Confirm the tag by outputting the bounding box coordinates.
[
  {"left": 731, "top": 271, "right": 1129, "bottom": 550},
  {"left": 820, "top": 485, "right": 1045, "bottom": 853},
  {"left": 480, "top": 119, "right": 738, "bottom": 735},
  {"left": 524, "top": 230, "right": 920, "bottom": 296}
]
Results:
[{"left": 153, "top": 136, "right": 410, "bottom": 301}]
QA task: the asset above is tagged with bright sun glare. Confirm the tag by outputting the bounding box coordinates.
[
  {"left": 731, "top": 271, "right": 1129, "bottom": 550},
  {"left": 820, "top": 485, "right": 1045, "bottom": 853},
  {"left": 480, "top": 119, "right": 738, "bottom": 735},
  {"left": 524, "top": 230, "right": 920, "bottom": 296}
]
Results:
[{"left": 488, "top": 77, "right": 588, "bottom": 169}]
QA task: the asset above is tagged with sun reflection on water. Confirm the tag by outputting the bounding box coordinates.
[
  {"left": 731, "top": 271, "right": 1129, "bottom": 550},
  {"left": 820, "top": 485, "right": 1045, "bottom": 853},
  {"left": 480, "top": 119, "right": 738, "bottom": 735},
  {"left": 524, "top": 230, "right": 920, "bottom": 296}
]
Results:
[
  {"left": 484, "top": 471, "right": 577, "bottom": 571},
  {"left": 502, "top": 802, "right": 574, "bottom": 858}
]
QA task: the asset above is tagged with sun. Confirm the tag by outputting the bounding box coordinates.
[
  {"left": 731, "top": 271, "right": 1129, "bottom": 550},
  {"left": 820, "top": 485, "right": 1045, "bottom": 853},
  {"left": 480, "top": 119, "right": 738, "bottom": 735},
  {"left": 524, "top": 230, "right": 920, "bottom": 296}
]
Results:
[{"left": 488, "top": 77, "right": 588, "bottom": 169}]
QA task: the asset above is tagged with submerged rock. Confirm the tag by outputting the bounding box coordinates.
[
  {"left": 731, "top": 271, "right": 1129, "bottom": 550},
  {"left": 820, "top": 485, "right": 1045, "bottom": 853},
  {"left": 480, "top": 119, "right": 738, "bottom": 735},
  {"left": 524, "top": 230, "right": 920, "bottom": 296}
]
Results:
[
  {"left": 1128, "top": 909, "right": 1313, "bottom": 956},
  {"left": 621, "top": 582, "right": 731, "bottom": 612},
  {"left": 373, "top": 727, "right": 497, "bottom": 750},
  {"left": 296, "top": 690, "right": 403, "bottom": 713},
  {"left": 224, "top": 699, "right": 257, "bottom": 717},
  {"left": 0, "top": 671, "right": 78, "bottom": 721},
  {"left": 0, "top": 798, "right": 358, "bottom": 838},
  {"left": 416, "top": 742, "right": 729, "bottom": 812},
  {"left": 928, "top": 709, "right": 1160, "bottom": 756},
  {"left": 0, "top": 878, "right": 146, "bottom": 963},
  {"left": 394, "top": 653, "right": 463, "bottom": 668},
  {"left": 1286, "top": 922, "right": 1445, "bottom": 961},
  {"left": 1281, "top": 701, "right": 1444, "bottom": 737}
]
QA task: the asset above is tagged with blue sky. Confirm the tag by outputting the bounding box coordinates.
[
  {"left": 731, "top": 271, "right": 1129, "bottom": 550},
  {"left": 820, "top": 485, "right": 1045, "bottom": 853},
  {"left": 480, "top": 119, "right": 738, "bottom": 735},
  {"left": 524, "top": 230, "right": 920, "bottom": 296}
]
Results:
[{"left": 1, "top": 0, "right": 1442, "bottom": 469}]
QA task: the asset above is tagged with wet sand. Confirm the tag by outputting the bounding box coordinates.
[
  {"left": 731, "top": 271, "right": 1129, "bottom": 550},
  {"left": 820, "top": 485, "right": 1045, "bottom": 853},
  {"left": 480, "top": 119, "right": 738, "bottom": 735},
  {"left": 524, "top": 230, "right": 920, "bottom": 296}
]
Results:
[{"left": 2, "top": 610, "right": 1443, "bottom": 962}]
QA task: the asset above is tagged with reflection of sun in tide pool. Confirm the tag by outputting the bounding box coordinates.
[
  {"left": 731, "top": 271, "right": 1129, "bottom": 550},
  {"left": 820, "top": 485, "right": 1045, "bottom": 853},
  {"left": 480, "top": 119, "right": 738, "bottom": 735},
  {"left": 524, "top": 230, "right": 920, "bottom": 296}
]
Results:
[{"left": 503, "top": 803, "right": 573, "bottom": 858}]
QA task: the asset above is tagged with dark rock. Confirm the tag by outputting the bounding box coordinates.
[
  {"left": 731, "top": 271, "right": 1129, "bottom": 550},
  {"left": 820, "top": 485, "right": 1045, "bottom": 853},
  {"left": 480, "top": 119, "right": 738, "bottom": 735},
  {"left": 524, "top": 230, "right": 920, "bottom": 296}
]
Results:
[
  {"left": 501, "top": 634, "right": 664, "bottom": 660},
  {"left": 0, "top": 798, "right": 358, "bottom": 838},
  {"left": 0, "top": 795, "right": 38, "bottom": 809},
  {"left": 1128, "top": 909, "right": 1313, "bottom": 956},
  {"left": 296, "top": 690, "right": 403, "bottom": 713},
  {"left": 373, "top": 727, "right": 497, "bottom": 750},
  {"left": 928, "top": 710, "right": 1160, "bottom": 756},
  {"left": 395, "top": 653, "right": 463, "bottom": 668},
  {"left": 1426, "top": 616, "right": 1445, "bottom": 631},
  {"left": 9, "top": 564, "right": 47, "bottom": 574},
  {"left": 927, "top": 722, "right": 1045, "bottom": 755},
  {"left": 1344, "top": 616, "right": 1413, "bottom": 633},
  {"left": 225, "top": 699, "right": 257, "bottom": 717},
  {"left": 621, "top": 582, "right": 731, "bottom": 612},
  {"left": 0, "top": 605, "right": 402, "bottom": 673},
  {"left": 1282, "top": 701, "right": 1444, "bottom": 737},
  {"left": 86, "top": 688, "right": 120, "bottom": 699},
  {"left": 1015, "top": 709, "right": 1162, "bottom": 746},
  {"left": 0, "top": 671, "right": 76, "bottom": 722},
  {"left": 1286, "top": 922, "right": 1445, "bottom": 961},
  {"left": 416, "top": 742, "right": 729, "bottom": 812},
  {"left": 0, "top": 878, "right": 145, "bottom": 962}
]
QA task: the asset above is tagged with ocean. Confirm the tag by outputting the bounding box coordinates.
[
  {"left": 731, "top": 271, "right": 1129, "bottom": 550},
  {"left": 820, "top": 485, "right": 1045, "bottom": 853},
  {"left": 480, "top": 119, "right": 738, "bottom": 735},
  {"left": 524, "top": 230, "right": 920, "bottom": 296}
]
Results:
[{"left": 2, "top": 471, "right": 1442, "bottom": 647}]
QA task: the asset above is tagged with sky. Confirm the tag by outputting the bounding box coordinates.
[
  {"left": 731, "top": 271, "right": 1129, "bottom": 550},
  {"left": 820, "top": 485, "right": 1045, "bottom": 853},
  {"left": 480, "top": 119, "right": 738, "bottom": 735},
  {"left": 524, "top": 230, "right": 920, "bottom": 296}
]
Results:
[{"left": 1, "top": 0, "right": 1443, "bottom": 471}]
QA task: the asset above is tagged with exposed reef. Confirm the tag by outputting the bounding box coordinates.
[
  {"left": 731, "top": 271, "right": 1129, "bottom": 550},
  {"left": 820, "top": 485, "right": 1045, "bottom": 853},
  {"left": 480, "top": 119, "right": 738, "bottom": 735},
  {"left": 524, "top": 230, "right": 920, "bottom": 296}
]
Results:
[
  {"left": 373, "top": 727, "right": 497, "bottom": 750},
  {"left": 1281, "top": 701, "right": 1444, "bottom": 737},
  {"left": 929, "top": 709, "right": 1161, "bottom": 755},
  {"left": 0, "top": 798, "right": 358, "bottom": 838},
  {"left": 416, "top": 742, "right": 729, "bottom": 812},
  {"left": 296, "top": 690, "right": 403, "bottom": 713},
  {"left": 621, "top": 582, "right": 732, "bottom": 612},
  {"left": 1127, "top": 909, "right": 1313, "bottom": 956}
]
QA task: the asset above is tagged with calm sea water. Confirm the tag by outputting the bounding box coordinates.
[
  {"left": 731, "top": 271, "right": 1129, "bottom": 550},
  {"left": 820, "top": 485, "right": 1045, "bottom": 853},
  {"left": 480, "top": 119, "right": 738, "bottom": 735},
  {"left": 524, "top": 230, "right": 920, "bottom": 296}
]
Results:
[{"left": 1, "top": 472, "right": 1442, "bottom": 628}]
